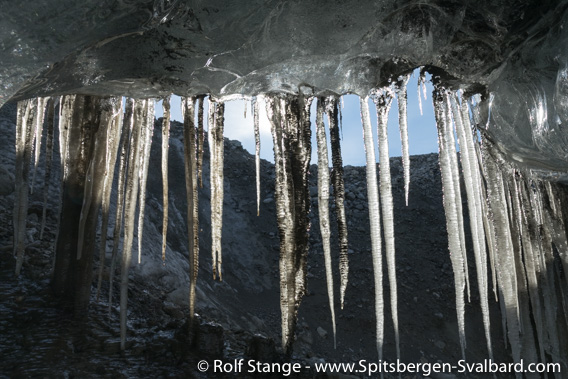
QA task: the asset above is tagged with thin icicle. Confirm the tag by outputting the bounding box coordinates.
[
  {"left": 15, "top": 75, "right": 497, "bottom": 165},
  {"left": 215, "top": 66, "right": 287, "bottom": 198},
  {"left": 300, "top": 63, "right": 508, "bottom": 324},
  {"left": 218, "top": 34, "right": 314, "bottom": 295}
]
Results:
[
  {"left": 182, "top": 96, "right": 200, "bottom": 321},
  {"left": 433, "top": 89, "right": 467, "bottom": 360},
  {"left": 121, "top": 99, "right": 147, "bottom": 350},
  {"left": 208, "top": 98, "right": 225, "bottom": 280},
  {"left": 372, "top": 87, "right": 400, "bottom": 361},
  {"left": 39, "top": 99, "right": 55, "bottom": 240},
  {"left": 161, "top": 96, "right": 171, "bottom": 262},
  {"left": 316, "top": 97, "right": 337, "bottom": 349},
  {"left": 417, "top": 69, "right": 426, "bottom": 115},
  {"left": 95, "top": 98, "right": 123, "bottom": 301},
  {"left": 196, "top": 95, "right": 206, "bottom": 188},
  {"left": 450, "top": 92, "right": 492, "bottom": 359},
  {"left": 14, "top": 99, "right": 35, "bottom": 276},
  {"left": 360, "top": 96, "right": 385, "bottom": 365},
  {"left": 252, "top": 96, "right": 261, "bottom": 216},
  {"left": 137, "top": 99, "right": 155, "bottom": 264},
  {"left": 325, "top": 96, "right": 349, "bottom": 309},
  {"left": 31, "top": 97, "right": 48, "bottom": 192},
  {"left": 396, "top": 74, "right": 411, "bottom": 206},
  {"left": 108, "top": 98, "right": 134, "bottom": 313}
]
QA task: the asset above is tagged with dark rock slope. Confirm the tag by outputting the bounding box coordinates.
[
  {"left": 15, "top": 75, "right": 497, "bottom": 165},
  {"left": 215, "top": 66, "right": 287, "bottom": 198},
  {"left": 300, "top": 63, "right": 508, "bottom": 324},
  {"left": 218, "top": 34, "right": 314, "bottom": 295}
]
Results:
[{"left": 0, "top": 102, "right": 511, "bottom": 378}]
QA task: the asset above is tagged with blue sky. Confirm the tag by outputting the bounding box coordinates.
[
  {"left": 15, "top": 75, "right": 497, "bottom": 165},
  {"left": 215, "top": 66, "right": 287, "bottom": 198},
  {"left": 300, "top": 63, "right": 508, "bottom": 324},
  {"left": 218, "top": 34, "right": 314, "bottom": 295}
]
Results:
[{"left": 155, "top": 70, "right": 438, "bottom": 166}]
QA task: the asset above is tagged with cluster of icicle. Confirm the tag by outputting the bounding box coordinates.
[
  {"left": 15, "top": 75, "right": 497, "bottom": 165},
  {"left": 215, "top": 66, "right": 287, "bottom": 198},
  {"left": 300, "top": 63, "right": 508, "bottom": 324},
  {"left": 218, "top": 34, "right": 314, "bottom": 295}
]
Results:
[{"left": 10, "top": 73, "right": 568, "bottom": 373}]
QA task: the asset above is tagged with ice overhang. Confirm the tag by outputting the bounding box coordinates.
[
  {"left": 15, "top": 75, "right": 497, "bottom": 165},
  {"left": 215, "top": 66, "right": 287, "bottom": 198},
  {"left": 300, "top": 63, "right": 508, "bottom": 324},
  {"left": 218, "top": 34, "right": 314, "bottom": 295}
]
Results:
[{"left": 1, "top": 0, "right": 568, "bottom": 177}]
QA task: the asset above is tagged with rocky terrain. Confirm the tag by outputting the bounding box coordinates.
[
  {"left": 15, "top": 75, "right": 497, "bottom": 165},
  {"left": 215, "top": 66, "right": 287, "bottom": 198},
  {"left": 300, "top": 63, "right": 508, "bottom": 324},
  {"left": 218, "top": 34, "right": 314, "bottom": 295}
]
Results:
[{"left": 0, "top": 101, "right": 513, "bottom": 378}]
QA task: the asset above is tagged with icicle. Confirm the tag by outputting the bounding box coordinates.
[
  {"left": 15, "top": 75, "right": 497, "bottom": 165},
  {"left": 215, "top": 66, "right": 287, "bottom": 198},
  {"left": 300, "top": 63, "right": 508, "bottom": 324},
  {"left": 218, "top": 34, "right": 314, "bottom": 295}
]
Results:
[
  {"left": 396, "top": 75, "right": 411, "bottom": 206},
  {"left": 208, "top": 98, "right": 225, "bottom": 280},
  {"left": 108, "top": 99, "right": 134, "bottom": 313},
  {"left": 95, "top": 98, "right": 123, "bottom": 301},
  {"left": 325, "top": 96, "right": 349, "bottom": 309},
  {"left": 121, "top": 99, "right": 147, "bottom": 350},
  {"left": 252, "top": 96, "right": 261, "bottom": 216},
  {"left": 450, "top": 92, "right": 492, "bottom": 358},
  {"left": 31, "top": 97, "right": 48, "bottom": 192},
  {"left": 266, "top": 95, "right": 312, "bottom": 355},
  {"left": 161, "top": 96, "right": 171, "bottom": 262},
  {"left": 316, "top": 98, "right": 337, "bottom": 349},
  {"left": 372, "top": 87, "right": 400, "bottom": 361},
  {"left": 510, "top": 173, "right": 546, "bottom": 364},
  {"left": 444, "top": 95, "right": 470, "bottom": 302},
  {"left": 417, "top": 70, "right": 425, "bottom": 115},
  {"left": 479, "top": 142, "right": 522, "bottom": 366},
  {"left": 137, "top": 99, "right": 155, "bottom": 264},
  {"left": 360, "top": 96, "right": 385, "bottom": 364},
  {"left": 39, "top": 99, "right": 55, "bottom": 240},
  {"left": 196, "top": 95, "right": 206, "bottom": 188},
  {"left": 13, "top": 99, "right": 35, "bottom": 276},
  {"left": 433, "top": 89, "right": 467, "bottom": 360},
  {"left": 182, "top": 96, "right": 200, "bottom": 321}
]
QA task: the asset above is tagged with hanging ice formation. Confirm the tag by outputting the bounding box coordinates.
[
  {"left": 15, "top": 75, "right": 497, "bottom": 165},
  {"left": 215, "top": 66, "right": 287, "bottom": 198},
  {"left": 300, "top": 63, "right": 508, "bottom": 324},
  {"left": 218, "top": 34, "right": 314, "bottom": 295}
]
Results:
[
  {"left": 13, "top": 99, "right": 36, "bottom": 276},
  {"left": 324, "top": 96, "right": 349, "bottom": 309},
  {"left": 136, "top": 100, "right": 155, "bottom": 264},
  {"left": 9, "top": 84, "right": 568, "bottom": 371},
  {"left": 371, "top": 86, "right": 401, "bottom": 361},
  {"left": 39, "top": 98, "right": 55, "bottom": 240},
  {"left": 432, "top": 87, "right": 469, "bottom": 360},
  {"left": 120, "top": 99, "right": 154, "bottom": 349},
  {"left": 359, "top": 96, "right": 385, "bottom": 364},
  {"left": 208, "top": 98, "right": 225, "bottom": 281},
  {"left": 107, "top": 99, "right": 134, "bottom": 311},
  {"left": 266, "top": 94, "right": 312, "bottom": 355},
  {"left": 181, "top": 96, "right": 200, "bottom": 321},
  {"left": 315, "top": 97, "right": 337, "bottom": 349},
  {"left": 94, "top": 99, "right": 124, "bottom": 301},
  {"left": 252, "top": 96, "right": 261, "bottom": 216},
  {"left": 161, "top": 96, "right": 171, "bottom": 262},
  {"left": 395, "top": 74, "right": 411, "bottom": 206}
]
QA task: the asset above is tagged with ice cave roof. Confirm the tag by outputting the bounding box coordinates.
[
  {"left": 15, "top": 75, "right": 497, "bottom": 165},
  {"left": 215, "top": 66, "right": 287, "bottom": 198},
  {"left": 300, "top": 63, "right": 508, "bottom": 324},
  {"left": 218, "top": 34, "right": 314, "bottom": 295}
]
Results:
[{"left": 1, "top": 0, "right": 568, "bottom": 177}]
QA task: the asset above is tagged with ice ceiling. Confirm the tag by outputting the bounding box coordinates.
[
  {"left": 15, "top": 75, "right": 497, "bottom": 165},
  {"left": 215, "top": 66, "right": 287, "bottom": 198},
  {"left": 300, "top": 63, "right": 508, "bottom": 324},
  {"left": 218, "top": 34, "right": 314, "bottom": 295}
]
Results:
[
  {"left": 3, "top": 0, "right": 568, "bottom": 375},
  {"left": 2, "top": 0, "right": 568, "bottom": 178}
]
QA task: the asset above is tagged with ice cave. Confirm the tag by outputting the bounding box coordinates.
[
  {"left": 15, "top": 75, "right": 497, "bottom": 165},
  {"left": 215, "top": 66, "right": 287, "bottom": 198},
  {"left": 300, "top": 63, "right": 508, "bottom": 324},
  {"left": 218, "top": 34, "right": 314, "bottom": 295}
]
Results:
[{"left": 1, "top": 0, "right": 568, "bottom": 377}]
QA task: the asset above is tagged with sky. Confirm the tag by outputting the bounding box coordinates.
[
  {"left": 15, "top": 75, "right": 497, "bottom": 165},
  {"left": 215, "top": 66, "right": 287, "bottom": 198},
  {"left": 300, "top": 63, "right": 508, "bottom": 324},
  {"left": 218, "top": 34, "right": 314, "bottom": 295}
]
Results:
[{"left": 155, "top": 69, "right": 438, "bottom": 167}]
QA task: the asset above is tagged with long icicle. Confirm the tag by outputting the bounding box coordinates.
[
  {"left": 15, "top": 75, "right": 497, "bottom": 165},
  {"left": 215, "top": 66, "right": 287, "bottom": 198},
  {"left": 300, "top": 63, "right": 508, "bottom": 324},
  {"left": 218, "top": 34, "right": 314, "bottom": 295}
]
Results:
[
  {"left": 182, "top": 97, "right": 199, "bottom": 321},
  {"left": 95, "top": 98, "right": 123, "bottom": 301},
  {"left": 360, "top": 96, "right": 385, "bottom": 365},
  {"left": 137, "top": 99, "right": 155, "bottom": 264},
  {"left": 14, "top": 99, "right": 35, "bottom": 276},
  {"left": 450, "top": 92, "right": 493, "bottom": 359},
  {"left": 316, "top": 97, "right": 337, "bottom": 349},
  {"left": 326, "top": 96, "right": 349, "bottom": 309},
  {"left": 396, "top": 74, "right": 412, "bottom": 206},
  {"left": 120, "top": 99, "right": 147, "bottom": 350},
  {"left": 161, "top": 96, "right": 171, "bottom": 262},
  {"left": 480, "top": 142, "right": 522, "bottom": 367},
  {"left": 372, "top": 87, "right": 400, "bottom": 361},
  {"left": 39, "top": 99, "right": 55, "bottom": 240},
  {"left": 208, "top": 98, "right": 225, "bottom": 280},
  {"left": 444, "top": 95, "right": 471, "bottom": 302},
  {"left": 267, "top": 95, "right": 312, "bottom": 355},
  {"left": 196, "top": 95, "right": 206, "bottom": 188},
  {"left": 433, "top": 88, "right": 467, "bottom": 360},
  {"left": 108, "top": 99, "right": 134, "bottom": 312},
  {"left": 31, "top": 97, "right": 48, "bottom": 193},
  {"left": 267, "top": 96, "right": 294, "bottom": 353},
  {"left": 252, "top": 96, "right": 261, "bottom": 216}
]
